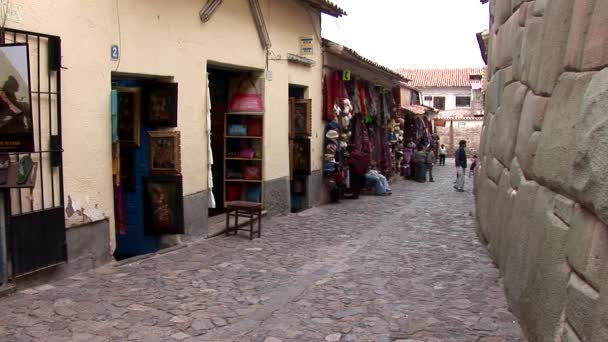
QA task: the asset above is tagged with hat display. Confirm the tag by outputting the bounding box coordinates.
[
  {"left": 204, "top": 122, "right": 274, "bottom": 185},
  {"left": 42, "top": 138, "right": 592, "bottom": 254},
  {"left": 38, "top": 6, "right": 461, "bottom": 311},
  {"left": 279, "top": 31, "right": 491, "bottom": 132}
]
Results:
[
  {"left": 324, "top": 154, "right": 337, "bottom": 163},
  {"left": 327, "top": 120, "right": 340, "bottom": 131},
  {"left": 326, "top": 144, "right": 337, "bottom": 154},
  {"left": 326, "top": 130, "right": 339, "bottom": 140}
]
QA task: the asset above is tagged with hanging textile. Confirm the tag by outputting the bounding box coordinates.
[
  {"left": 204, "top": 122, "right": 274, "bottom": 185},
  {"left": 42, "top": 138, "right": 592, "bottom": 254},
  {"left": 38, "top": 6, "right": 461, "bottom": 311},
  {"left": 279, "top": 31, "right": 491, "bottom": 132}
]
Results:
[
  {"left": 358, "top": 80, "right": 367, "bottom": 117},
  {"left": 207, "top": 76, "right": 216, "bottom": 209},
  {"left": 323, "top": 73, "right": 335, "bottom": 121},
  {"left": 352, "top": 78, "right": 362, "bottom": 114},
  {"left": 114, "top": 185, "right": 126, "bottom": 235}
]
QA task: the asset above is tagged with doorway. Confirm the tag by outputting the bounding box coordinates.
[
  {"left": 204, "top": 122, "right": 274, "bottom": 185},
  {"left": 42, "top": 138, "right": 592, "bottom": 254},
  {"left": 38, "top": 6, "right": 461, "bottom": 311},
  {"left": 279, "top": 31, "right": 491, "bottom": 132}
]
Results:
[
  {"left": 289, "top": 85, "right": 310, "bottom": 213},
  {"left": 207, "top": 66, "right": 264, "bottom": 218},
  {"left": 111, "top": 74, "right": 181, "bottom": 260}
]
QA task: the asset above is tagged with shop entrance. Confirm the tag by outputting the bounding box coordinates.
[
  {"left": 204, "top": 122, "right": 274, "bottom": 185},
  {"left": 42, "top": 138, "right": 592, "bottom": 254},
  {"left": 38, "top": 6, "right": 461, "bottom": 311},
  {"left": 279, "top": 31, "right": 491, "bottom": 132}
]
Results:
[
  {"left": 289, "top": 85, "right": 310, "bottom": 213},
  {"left": 207, "top": 66, "right": 264, "bottom": 219},
  {"left": 111, "top": 74, "right": 182, "bottom": 260}
]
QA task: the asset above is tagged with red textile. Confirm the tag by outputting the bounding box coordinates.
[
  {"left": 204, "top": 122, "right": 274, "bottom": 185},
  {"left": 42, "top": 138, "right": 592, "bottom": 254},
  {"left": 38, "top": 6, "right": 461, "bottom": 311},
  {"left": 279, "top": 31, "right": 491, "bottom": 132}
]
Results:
[
  {"left": 323, "top": 74, "right": 331, "bottom": 120},
  {"left": 348, "top": 150, "right": 370, "bottom": 176},
  {"left": 358, "top": 80, "right": 367, "bottom": 117}
]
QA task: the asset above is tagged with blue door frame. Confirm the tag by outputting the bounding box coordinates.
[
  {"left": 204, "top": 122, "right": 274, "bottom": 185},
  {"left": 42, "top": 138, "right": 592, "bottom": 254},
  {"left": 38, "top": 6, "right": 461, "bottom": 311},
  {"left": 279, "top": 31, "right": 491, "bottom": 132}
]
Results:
[{"left": 113, "top": 79, "right": 160, "bottom": 259}]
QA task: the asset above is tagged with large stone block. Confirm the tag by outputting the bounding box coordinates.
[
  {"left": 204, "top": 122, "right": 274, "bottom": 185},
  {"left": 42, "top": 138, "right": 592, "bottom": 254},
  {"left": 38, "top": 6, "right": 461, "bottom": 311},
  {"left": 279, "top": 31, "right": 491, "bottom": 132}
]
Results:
[
  {"left": 517, "top": 2, "right": 529, "bottom": 27},
  {"left": 494, "top": 0, "right": 514, "bottom": 30},
  {"left": 520, "top": 17, "right": 543, "bottom": 92},
  {"left": 489, "top": 169, "right": 515, "bottom": 266},
  {"left": 515, "top": 91, "right": 547, "bottom": 178},
  {"left": 581, "top": 0, "right": 608, "bottom": 70},
  {"left": 476, "top": 174, "right": 499, "bottom": 243},
  {"left": 481, "top": 113, "right": 496, "bottom": 159},
  {"left": 501, "top": 180, "right": 542, "bottom": 317},
  {"left": 533, "top": 72, "right": 594, "bottom": 197},
  {"left": 532, "top": 0, "right": 546, "bottom": 17},
  {"left": 520, "top": 202, "right": 570, "bottom": 342},
  {"left": 534, "top": 0, "right": 575, "bottom": 95},
  {"left": 591, "top": 258, "right": 608, "bottom": 342},
  {"left": 566, "top": 204, "right": 608, "bottom": 290},
  {"left": 568, "top": 69, "right": 608, "bottom": 225},
  {"left": 554, "top": 194, "right": 575, "bottom": 226},
  {"left": 494, "top": 14, "right": 524, "bottom": 71},
  {"left": 486, "top": 156, "right": 505, "bottom": 185},
  {"left": 565, "top": 273, "right": 599, "bottom": 342},
  {"left": 564, "top": 0, "right": 594, "bottom": 71},
  {"left": 489, "top": 82, "right": 527, "bottom": 166},
  {"left": 509, "top": 157, "right": 525, "bottom": 190}
]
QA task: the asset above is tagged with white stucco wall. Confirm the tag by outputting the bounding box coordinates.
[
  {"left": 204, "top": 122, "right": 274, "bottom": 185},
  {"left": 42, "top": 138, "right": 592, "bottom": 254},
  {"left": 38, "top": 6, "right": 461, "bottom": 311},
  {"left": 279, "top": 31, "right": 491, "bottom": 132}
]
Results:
[
  {"left": 420, "top": 86, "right": 473, "bottom": 116},
  {"left": 5, "top": 0, "right": 325, "bottom": 250}
]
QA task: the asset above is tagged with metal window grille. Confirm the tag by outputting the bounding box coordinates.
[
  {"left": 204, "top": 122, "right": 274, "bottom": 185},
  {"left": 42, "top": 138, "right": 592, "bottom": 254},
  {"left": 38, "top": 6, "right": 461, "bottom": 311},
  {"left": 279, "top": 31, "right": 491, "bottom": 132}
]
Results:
[{"left": 1, "top": 28, "right": 66, "bottom": 276}]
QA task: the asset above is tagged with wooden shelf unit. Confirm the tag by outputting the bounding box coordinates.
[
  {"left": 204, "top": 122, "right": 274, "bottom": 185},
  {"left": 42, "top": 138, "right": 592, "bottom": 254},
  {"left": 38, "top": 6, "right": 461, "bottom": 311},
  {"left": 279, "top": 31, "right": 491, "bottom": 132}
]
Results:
[{"left": 224, "top": 112, "right": 264, "bottom": 206}]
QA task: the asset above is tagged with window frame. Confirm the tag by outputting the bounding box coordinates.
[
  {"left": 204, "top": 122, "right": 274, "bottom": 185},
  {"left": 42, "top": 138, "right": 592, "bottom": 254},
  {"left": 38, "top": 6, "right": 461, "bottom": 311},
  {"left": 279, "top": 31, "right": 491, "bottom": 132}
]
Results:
[
  {"left": 455, "top": 96, "right": 472, "bottom": 108},
  {"left": 433, "top": 96, "right": 446, "bottom": 110}
]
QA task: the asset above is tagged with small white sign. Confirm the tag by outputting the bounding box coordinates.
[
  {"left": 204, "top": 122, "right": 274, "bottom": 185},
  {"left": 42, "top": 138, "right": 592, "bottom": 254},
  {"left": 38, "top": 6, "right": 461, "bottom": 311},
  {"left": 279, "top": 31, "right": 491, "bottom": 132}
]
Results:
[
  {"left": 299, "top": 35, "right": 314, "bottom": 56},
  {"left": 111, "top": 45, "right": 120, "bottom": 60}
]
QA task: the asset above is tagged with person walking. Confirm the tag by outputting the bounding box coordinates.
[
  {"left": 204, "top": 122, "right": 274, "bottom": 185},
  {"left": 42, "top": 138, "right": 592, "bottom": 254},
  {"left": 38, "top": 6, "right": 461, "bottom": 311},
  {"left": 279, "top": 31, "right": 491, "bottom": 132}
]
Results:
[
  {"left": 439, "top": 144, "right": 447, "bottom": 166},
  {"left": 426, "top": 146, "right": 436, "bottom": 182},
  {"left": 454, "top": 140, "right": 467, "bottom": 192}
]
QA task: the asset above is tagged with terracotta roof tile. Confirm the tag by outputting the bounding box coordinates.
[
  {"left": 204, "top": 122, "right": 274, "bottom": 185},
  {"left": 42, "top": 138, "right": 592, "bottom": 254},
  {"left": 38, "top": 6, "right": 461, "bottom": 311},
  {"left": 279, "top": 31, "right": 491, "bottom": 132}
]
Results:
[
  {"left": 300, "top": 0, "right": 346, "bottom": 17},
  {"left": 397, "top": 68, "right": 486, "bottom": 88}
]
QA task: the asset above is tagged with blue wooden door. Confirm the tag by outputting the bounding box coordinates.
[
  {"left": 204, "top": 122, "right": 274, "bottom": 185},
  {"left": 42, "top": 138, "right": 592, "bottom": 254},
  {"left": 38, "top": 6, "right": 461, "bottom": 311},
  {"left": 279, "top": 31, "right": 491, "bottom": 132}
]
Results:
[
  {"left": 113, "top": 79, "right": 160, "bottom": 259},
  {"left": 115, "top": 126, "right": 160, "bottom": 258}
]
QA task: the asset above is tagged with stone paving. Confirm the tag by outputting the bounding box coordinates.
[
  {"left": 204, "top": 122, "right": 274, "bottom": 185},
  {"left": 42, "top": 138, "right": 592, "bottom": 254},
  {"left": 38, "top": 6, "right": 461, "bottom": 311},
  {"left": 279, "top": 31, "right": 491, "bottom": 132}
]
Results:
[{"left": 0, "top": 165, "right": 525, "bottom": 342}]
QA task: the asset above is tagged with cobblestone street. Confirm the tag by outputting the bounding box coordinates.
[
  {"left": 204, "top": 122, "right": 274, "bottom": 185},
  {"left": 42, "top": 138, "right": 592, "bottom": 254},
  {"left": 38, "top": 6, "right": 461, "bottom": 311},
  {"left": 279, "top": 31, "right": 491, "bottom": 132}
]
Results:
[{"left": 0, "top": 165, "right": 525, "bottom": 342}]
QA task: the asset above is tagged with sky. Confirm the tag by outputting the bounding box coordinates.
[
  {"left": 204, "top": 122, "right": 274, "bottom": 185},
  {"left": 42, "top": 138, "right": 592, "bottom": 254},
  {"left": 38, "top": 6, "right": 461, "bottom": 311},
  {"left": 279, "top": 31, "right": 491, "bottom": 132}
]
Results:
[{"left": 321, "top": 0, "right": 490, "bottom": 69}]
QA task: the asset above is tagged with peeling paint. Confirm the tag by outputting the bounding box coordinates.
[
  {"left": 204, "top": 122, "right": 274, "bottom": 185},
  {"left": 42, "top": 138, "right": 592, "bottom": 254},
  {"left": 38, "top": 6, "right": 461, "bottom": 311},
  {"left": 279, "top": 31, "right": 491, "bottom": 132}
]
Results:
[{"left": 65, "top": 195, "right": 107, "bottom": 228}]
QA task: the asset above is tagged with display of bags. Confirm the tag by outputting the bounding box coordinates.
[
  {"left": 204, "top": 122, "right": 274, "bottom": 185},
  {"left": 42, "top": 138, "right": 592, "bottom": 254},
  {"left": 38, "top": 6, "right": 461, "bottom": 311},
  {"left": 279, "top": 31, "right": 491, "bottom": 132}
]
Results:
[
  {"left": 243, "top": 166, "right": 261, "bottom": 180},
  {"left": 247, "top": 118, "right": 263, "bottom": 136},
  {"left": 229, "top": 79, "right": 264, "bottom": 112},
  {"left": 226, "top": 183, "right": 242, "bottom": 201},
  {"left": 228, "top": 124, "right": 247, "bottom": 136},
  {"left": 239, "top": 148, "right": 255, "bottom": 159}
]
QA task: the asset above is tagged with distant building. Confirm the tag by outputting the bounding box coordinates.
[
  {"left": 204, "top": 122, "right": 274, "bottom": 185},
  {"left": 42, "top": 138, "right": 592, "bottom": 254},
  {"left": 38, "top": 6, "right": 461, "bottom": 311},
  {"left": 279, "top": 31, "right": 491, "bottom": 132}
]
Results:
[
  {"left": 397, "top": 68, "right": 485, "bottom": 117},
  {"left": 397, "top": 68, "right": 487, "bottom": 155}
]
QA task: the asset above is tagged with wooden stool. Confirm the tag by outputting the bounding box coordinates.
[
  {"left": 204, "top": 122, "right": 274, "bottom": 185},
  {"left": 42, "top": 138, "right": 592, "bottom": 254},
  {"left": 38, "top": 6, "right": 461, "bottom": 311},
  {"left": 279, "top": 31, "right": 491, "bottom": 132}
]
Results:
[{"left": 225, "top": 201, "right": 262, "bottom": 240}]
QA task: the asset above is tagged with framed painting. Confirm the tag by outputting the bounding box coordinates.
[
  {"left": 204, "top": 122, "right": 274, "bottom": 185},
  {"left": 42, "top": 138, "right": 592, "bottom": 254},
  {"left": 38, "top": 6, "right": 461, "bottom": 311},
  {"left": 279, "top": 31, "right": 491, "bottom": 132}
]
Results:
[
  {"left": 115, "top": 86, "right": 141, "bottom": 146},
  {"left": 291, "top": 137, "right": 311, "bottom": 176},
  {"left": 145, "top": 83, "right": 178, "bottom": 127},
  {"left": 148, "top": 130, "right": 181, "bottom": 175},
  {"left": 144, "top": 175, "right": 184, "bottom": 235},
  {"left": 0, "top": 43, "right": 35, "bottom": 152},
  {"left": 291, "top": 98, "right": 312, "bottom": 137}
]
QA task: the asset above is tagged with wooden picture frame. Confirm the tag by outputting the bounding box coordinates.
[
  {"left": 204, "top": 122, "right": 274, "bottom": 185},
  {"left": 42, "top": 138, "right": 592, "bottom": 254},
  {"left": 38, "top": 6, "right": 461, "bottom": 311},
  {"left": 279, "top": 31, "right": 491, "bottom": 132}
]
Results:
[
  {"left": 0, "top": 43, "right": 35, "bottom": 152},
  {"left": 144, "top": 175, "right": 184, "bottom": 235},
  {"left": 115, "top": 86, "right": 141, "bottom": 146},
  {"left": 291, "top": 98, "right": 312, "bottom": 137},
  {"left": 291, "top": 137, "right": 311, "bottom": 176},
  {"left": 148, "top": 130, "right": 181, "bottom": 175},
  {"left": 145, "top": 83, "right": 178, "bottom": 127}
]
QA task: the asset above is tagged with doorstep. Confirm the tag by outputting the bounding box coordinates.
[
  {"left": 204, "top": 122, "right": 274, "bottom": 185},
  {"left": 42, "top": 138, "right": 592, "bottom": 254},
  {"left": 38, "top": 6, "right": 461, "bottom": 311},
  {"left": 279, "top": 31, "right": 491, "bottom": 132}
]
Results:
[{"left": 207, "top": 210, "right": 268, "bottom": 238}]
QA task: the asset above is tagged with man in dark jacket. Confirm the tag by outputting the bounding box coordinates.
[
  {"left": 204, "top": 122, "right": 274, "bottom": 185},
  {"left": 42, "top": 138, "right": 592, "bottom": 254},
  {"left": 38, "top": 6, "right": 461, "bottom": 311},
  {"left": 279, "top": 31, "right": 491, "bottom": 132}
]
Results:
[{"left": 454, "top": 140, "right": 467, "bottom": 192}]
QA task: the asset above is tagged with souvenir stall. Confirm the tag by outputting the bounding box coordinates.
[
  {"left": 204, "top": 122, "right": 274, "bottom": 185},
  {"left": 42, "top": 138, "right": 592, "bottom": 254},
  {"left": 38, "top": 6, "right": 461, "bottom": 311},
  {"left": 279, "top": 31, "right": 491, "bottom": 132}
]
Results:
[
  {"left": 322, "top": 39, "right": 409, "bottom": 200},
  {"left": 396, "top": 105, "right": 438, "bottom": 179}
]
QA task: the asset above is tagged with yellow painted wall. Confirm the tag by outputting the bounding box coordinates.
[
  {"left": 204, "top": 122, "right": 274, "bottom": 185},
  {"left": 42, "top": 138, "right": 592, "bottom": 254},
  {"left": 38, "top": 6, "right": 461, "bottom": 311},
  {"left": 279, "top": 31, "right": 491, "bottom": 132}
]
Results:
[{"left": 5, "top": 0, "right": 324, "bottom": 250}]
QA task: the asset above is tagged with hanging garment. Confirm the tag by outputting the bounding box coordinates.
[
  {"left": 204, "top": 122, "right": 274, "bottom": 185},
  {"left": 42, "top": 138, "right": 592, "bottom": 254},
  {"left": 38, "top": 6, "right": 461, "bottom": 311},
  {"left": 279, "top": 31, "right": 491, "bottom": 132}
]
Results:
[
  {"left": 206, "top": 76, "right": 216, "bottom": 208},
  {"left": 323, "top": 73, "right": 332, "bottom": 121},
  {"left": 352, "top": 79, "right": 362, "bottom": 114},
  {"left": 114, "top": 185, "right": 126, "bottom": 235},
  {"left": 358, "top": 80, "right": 367, "bottom": 117}
]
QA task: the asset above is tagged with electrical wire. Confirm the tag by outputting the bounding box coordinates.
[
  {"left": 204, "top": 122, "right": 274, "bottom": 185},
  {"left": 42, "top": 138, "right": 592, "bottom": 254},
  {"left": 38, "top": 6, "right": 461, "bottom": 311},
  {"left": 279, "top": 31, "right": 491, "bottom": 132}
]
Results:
[{"left": 114, "top": 0, "right": 122, "bottom": 72}]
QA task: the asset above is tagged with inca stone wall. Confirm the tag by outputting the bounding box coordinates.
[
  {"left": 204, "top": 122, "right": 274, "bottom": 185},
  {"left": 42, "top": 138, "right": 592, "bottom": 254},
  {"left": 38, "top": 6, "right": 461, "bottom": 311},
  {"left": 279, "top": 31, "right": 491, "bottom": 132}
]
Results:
[{"left": 476, "top": 0, "right": 608, "bottom": 341}]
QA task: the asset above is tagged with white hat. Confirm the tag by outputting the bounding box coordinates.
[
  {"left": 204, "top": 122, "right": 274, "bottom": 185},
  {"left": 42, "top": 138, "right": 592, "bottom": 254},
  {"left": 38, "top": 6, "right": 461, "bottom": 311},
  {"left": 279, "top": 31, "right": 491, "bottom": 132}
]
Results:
[{"left": 326, "top": 130, "right": 339, "bottom": 140}]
